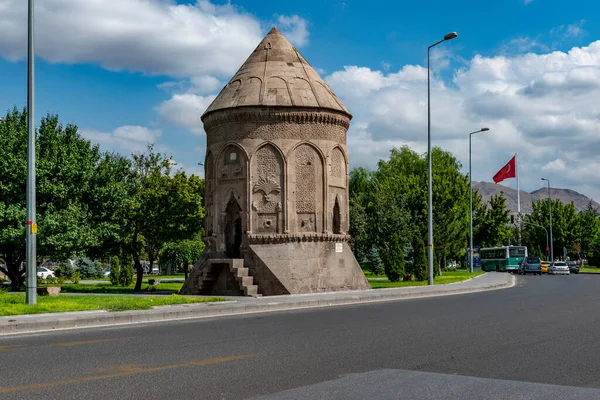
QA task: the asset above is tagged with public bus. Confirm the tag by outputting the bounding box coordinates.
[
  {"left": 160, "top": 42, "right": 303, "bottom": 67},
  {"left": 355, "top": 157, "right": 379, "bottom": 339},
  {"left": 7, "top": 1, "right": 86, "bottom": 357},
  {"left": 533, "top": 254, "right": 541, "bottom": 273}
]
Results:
[{"left": 480, "top": 246, "right": 528, "bottom": 273}]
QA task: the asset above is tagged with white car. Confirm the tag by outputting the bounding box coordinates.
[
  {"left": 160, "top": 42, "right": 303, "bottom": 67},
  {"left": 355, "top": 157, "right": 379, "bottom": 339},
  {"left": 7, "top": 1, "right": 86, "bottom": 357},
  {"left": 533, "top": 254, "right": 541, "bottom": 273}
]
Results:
[
  {"left": 549, "top": 261, "right": 570, "bottom": 275},
  {"left": 37, "top": 267, "right": 55, "bottom": 279}
]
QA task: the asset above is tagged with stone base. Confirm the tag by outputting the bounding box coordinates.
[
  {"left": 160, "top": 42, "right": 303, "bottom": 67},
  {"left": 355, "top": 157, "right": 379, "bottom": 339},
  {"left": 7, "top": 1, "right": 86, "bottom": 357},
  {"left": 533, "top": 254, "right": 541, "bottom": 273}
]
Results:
[
  {"left": 181, "top": 238, "right": 370, "bottom": 297},
  {"left": 246, "top": 240, "right": 370, "bottom": 296}
]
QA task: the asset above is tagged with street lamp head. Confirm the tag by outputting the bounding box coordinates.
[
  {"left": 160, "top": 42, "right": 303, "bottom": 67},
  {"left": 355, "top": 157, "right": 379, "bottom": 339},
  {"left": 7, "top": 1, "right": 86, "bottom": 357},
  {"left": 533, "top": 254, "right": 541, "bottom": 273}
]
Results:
[
  {"left": 481, "top": 127, "right": 489, "bottom": 132},
  {"left": 541, "top": 177, "right": 548, "bottom": 181},
  {"left": 444, "top": 32, "right": 458, "bottom": 40}
]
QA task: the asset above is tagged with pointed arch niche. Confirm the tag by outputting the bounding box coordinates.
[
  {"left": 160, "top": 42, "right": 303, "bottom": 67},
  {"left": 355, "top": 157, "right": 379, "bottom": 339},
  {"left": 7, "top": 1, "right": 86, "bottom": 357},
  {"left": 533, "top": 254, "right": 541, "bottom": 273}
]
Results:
[
  {"left": 293, "top": 144, "right": 324, "bottom": 233},
  {"left": 251, "top": 143, "right": 285, "bottom": 234}
]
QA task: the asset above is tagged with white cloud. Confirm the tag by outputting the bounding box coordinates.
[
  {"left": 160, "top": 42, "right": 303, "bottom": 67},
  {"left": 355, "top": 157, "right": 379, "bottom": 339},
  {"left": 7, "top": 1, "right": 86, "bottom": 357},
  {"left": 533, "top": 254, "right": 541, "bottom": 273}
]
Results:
[
  {"left": 154, "top": 93, "right": 216, "bottom": 135},
  {"left": 277, "top": 15, "right": 310, "bottom": 47},
  {"left": 326, "top": 40, "right": 600, "bottom": 200},
  {"left": 551, "top": 20, "right": 586, "bottom": 39},
  {"left": 81, "top": 125, "right": 163, "bottom": 154},
  {"left": 0, "top": 0, "right": 263, "bottom": 78}
]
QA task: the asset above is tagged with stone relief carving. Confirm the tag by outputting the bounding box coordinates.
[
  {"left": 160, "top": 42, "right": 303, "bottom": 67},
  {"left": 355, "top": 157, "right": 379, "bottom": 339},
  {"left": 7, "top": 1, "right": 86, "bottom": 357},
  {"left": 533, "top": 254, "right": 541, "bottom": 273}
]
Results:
[
  {"left": 295, "top": 145, "right": 317, "bottom": 214},
  {"left": 205, "top": 152, "right": 214, "bottom": 235},
  {"left": 252, "top": 145, "right": 284, "bottom": 233},
  {"left": 331, "top": 147, "right": 343, "bottom": 178},
  {"left": 219, "top": 147, "right": 244, "bottom": 181}
]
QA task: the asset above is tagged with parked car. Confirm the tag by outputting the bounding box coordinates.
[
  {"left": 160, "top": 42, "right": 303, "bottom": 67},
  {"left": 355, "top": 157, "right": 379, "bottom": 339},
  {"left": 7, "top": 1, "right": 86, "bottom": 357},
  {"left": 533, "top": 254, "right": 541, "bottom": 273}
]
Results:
[
  {"left": 568, "top": 262, "right": 580, "bottom": 274},
  {"left": 518, "top": 257, "right": 542, "bottom": 275},
  {"left": 541, "top": 261, "right": 551, "bottom": 274},
  {"left": 549, "top": 261, "right": 570, "bottom": 275},
  {"left": 103, "top": 267, "right": 111, "bottom": 277},
  {"left": 36, "top": 266, "right": 55, "bottom": 279}
]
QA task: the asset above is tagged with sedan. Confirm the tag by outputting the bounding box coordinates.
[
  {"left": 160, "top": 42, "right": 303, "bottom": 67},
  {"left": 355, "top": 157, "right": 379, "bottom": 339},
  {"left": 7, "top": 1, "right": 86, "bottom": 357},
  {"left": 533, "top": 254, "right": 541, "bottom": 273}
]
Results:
[
  {"left": 36, "top": 267, "right": 55, "bottom": 279},
  {"left": 549, "top": 261, "right": 570, "bottom": 275},
  {"left": 541, "top": 261, "right": 551, "bottom": 274},
  {"left": 518, "top": 257, "right": 542, "bottom": 275}
]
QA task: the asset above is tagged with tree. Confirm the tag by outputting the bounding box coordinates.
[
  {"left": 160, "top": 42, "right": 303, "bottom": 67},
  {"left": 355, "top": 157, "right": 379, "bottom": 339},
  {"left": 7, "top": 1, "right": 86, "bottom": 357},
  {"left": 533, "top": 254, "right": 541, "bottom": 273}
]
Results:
[
  {"left": 109, "top": 256, "right": 121, "bottom": 286},
  {"left": 119, "top": 255, "right": 134, "bottom": 287},
  {"left": 476, "top": 193, "right": 511, "bottom": 248},
  {"left": 127, "top": 146, "right": 204, "bottom": 291},
  {"left": 159, "top": 239, "right": 204, "bottom": 279},
  {"left": 381, "top": 233, "right": 404, "bottom": 282},
  {"left": 366, "top": 247, "right": 384, "bottom": 276}
]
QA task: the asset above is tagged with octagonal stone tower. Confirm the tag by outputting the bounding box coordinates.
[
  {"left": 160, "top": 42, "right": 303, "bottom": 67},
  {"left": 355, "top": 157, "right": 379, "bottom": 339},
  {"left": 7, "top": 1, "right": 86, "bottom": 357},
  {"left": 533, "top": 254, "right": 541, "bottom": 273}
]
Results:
[{"left": 180, "top": 27, "right": 370, "bottom": 296}]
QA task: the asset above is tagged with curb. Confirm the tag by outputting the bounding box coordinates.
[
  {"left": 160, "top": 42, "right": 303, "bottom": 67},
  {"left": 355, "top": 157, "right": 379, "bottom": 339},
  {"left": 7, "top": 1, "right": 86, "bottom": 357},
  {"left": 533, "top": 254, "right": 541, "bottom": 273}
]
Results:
[{"left": 0, "top": 275, "right": 514, "bottom": 336}]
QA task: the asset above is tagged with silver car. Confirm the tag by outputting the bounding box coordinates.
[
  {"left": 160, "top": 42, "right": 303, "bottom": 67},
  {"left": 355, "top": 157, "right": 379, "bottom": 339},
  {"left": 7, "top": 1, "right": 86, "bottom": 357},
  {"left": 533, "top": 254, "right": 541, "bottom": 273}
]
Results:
[{"left": 549, "top": 261, "right": 570, "bottom": 275}]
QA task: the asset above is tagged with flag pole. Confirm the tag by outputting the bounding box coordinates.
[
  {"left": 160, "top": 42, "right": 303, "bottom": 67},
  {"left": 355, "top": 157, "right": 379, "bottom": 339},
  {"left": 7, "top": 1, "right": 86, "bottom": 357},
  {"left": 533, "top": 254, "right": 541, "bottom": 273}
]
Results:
[{"left": 516, "top": 152, "right": 521, "bottom": 245}]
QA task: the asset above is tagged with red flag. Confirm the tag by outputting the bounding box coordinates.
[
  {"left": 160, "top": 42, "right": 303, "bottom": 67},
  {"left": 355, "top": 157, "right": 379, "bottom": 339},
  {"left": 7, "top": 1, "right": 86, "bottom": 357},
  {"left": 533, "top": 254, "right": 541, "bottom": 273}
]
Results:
[{"left": 493, "top": 156, "right": 516, "bottom": 184}]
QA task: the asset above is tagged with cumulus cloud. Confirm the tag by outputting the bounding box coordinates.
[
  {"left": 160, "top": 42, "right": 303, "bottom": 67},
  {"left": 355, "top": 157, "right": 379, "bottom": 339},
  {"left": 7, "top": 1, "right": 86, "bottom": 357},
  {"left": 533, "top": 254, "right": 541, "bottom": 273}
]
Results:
[
  {"left": 154, "top": 93, "right": 216, "bottom": 135},
  {"left": 326, "top": 40, "right": 600, "bottom": 200},
  {"left": 277, "top": 15, "right": 310, "bottom": 47},
  {"left": 0, "top": 0, "right": 263, "bottom": 78},
  {"left": 81, "top": 125, "right": 163, "bottom": 154}
]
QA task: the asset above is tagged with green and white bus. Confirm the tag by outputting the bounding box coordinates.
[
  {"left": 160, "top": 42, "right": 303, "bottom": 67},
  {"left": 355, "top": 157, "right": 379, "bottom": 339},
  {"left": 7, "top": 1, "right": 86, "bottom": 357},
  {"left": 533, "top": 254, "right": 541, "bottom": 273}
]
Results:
[{"left": 480, "top": 246, "right": 528, "bottom": 273}]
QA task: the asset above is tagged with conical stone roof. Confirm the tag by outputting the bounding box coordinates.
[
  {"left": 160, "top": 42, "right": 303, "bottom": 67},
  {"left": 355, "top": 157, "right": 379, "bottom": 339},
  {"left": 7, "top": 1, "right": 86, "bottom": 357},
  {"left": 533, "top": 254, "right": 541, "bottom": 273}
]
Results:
[{"left": 202, "top": 27, "right": 350, "bottom": 120}]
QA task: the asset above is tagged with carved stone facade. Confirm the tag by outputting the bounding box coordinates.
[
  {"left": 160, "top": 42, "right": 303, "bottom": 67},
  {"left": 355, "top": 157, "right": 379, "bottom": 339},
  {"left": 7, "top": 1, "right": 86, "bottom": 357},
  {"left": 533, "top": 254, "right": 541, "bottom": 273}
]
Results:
[{"left": 181, "top": 27, "right": 370, "bottom": 296}]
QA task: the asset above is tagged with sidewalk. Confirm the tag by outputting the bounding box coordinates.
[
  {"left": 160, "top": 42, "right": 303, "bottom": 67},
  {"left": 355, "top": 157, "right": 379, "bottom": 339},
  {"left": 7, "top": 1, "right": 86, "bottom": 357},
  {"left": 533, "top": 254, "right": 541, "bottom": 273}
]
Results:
[{"left": 0, "top": 272, "right": 514, "bottom": 336}]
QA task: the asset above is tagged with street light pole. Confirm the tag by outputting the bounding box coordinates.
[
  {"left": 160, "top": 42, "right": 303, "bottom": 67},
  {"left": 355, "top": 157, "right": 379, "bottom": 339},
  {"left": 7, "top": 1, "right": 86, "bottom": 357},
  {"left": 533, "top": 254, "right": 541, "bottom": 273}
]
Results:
[
  {"left": 26, "top": 0, "right": 37, "bottom": 305},
  {"left": 427, "top": 31, "right": 458, "bottom": 286},
  {"left": 469, "top": 127, "right": 489, "bottom": 273},
  {"left": 522, "top": 220, "right": 548, "bottom": 258},
  {"left": 541, "top": 178, "right": 553, "bottom": 262}
]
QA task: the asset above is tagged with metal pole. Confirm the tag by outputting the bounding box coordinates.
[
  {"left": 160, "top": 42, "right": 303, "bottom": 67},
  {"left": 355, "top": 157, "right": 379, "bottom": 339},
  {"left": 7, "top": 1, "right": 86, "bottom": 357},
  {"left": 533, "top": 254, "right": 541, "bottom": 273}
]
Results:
[
  {"left": 548, "top": 181, "right": 553, "bottom": 262},
  {"left": 426, "top": 33, "right": 457, "bottom": 285},
  {"left": 469, "top": 133, "right": 473, "bottom": 273},
  {"left": 26, "top": 0, "right": 37, "bottom": 305},
  {"left": 427, "top": 46, "right": 434, "bottom": 285}
]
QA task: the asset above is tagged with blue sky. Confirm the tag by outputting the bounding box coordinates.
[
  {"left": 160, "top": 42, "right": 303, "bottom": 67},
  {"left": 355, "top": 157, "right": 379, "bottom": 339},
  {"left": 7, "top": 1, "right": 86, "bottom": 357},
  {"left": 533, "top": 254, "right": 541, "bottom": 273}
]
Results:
[{"left": 1, "top": 0, "right": 599, "bottom": 199}]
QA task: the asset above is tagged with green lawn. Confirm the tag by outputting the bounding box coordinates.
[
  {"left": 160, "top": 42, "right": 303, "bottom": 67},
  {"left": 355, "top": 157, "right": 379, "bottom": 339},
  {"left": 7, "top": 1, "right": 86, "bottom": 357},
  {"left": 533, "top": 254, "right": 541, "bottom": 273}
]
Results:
[
  {"left": 368, "top": 270, "right": 485, "bottom": 289},
  {"left": 58, "top": 282, "right": 184, "bottom": 294},
  {"left": 93, "top": 274, "right": 186, "bottom": 282},
  {"left": 580, "top": 266, "right": 600, "bottom": 273},
  {"left": 0, "top": 293, "right": 225, "bottom": 316}
]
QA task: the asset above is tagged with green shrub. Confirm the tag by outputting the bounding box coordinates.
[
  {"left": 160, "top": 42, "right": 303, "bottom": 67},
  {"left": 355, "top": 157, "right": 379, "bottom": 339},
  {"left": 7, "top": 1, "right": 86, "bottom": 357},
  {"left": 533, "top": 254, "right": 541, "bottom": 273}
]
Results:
[
  {"left": 55, "top": 262, "right": 74, "bottom": 280},
  {"left": 381, "top": 233, "right": 405, "bottom": 282},
  {"left": 109, "top": 256, "right": 121, "bottom": 286},
  {"left": 366, "top": 247, "right": 385, "bottom": 276},
  {"left": 75, "top": 258, "right": 103, "bottom": 279},
  {"left": 119, "top": 255, "right": 134, "bottom": 287}
]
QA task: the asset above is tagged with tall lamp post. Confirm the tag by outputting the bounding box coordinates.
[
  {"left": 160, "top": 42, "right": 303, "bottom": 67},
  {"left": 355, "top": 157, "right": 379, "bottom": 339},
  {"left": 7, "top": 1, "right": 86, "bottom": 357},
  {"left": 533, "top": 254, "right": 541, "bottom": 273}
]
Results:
[
  {"left": 541, "top": 178, "right": 553, "bottom": 262},
  {"left": 26, "top": 0, "right": 37, "bottom": 304},
  {"left": 522, "top": 221, "right": 549, "bottom": 258},
  {"left": 427, "top": 31, "right": 458, "bottom": 285},
  {"left": 469, "top": 127, "right": 489, "bottom": 273}
]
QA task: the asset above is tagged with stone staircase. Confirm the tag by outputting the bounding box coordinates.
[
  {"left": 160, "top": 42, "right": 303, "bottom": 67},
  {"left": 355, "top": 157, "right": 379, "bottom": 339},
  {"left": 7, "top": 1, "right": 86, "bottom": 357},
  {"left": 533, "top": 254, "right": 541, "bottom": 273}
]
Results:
[{"left": 229, "top": 259, "right": 261, "bottom": 297}]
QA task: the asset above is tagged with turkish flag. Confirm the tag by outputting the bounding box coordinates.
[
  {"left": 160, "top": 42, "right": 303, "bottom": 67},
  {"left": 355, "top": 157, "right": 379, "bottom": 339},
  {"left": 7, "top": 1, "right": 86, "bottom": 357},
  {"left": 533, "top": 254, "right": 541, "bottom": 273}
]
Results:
[{"left": 493, "top": 156, "right": 516, "bottom": 183}]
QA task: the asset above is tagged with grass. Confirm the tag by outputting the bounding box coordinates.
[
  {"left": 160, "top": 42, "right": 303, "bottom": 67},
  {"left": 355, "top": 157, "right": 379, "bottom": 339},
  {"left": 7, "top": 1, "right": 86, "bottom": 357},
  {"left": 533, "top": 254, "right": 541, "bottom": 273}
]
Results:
[
  {"left": 580, "top": 266, "right": 600, "bottom": 273},
  {"left": 93, "top": 274, "right": 185, "bottom": 282},
  {"left": 368, "top": 270, "right": 485, "bottom": 289},
  {"left": 56, "top": 282, "right": 184, "bottom": 294},
  {"left": 0, "top": 293, "right": 225, "bottom": 316}
]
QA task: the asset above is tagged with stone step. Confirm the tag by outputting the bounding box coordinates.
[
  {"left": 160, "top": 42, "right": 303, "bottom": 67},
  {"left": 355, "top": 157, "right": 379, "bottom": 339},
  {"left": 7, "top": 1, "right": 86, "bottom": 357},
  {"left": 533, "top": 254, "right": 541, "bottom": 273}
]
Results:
[
  {"left": 243, "top": 285, "right": 258, "bottom": 296},
  {"left": 238, "top": 276, "right": 254, "bottom": 286},
  {"left": 232, "top": 267, "right": 249, "bottom": 277}
]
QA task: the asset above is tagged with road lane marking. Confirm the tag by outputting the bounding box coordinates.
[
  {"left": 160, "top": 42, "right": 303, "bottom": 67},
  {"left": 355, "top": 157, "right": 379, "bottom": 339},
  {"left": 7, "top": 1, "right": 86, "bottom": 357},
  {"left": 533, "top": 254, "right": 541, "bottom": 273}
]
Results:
[
  {"left": 0, "top": 337, "right": 128, "bottom": 353},
  {"left": 0, "top": 353, "right": 258, "bottom": 394}
]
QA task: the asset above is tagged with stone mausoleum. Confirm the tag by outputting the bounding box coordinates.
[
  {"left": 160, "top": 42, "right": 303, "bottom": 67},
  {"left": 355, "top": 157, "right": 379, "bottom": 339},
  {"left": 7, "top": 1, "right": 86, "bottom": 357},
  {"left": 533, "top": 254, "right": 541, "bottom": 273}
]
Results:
[{"left": 180, "top": 27, "right": 370, "bottom": 297}]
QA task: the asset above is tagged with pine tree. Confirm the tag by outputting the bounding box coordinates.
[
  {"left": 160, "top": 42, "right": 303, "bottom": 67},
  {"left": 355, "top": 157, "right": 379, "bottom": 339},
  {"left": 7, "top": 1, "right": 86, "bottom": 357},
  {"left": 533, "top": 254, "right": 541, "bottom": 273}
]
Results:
[
  {"left": 109, "top": 256, "right": 121, "bottom": 286},
  {"left": 366, "top": 247, "right": 384, "bottom": 276},
  {"left": 382, "top": 233, "right": 405, "bottom": 282}
]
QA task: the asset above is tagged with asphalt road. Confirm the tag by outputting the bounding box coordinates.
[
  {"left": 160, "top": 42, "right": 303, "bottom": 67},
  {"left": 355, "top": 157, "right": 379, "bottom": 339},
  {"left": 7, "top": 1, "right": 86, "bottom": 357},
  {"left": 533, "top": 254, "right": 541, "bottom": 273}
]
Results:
[{"left": 1, "top": 273, "right": 600, "bottom": 399}]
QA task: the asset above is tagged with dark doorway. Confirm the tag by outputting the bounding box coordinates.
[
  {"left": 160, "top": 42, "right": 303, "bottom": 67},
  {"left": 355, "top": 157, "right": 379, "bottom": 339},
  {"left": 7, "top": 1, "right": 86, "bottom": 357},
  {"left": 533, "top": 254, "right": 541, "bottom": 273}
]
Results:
[
  {"left": 333, "top": 197, "right": 341, "bottom": 234},
  {"left": 225, "top": 194, "right": 242, "bottom": 258}
]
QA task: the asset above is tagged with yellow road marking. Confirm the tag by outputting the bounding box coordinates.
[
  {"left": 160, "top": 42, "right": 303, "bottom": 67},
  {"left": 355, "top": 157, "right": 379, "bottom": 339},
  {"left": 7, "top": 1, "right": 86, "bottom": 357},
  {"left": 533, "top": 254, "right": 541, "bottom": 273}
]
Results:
[
  {"left": 0, "top": 337, "right": 128, "bottom": 353},
  {"left": 0, "top": 354, "right": 257, "bottom": 394}
]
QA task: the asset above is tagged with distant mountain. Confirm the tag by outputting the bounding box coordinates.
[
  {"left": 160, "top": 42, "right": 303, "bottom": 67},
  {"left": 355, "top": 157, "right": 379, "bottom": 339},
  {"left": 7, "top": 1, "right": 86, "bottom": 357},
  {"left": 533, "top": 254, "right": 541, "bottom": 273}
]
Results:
[{"left": 472, "top": 182, "right": 599, "bottom": 214}]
